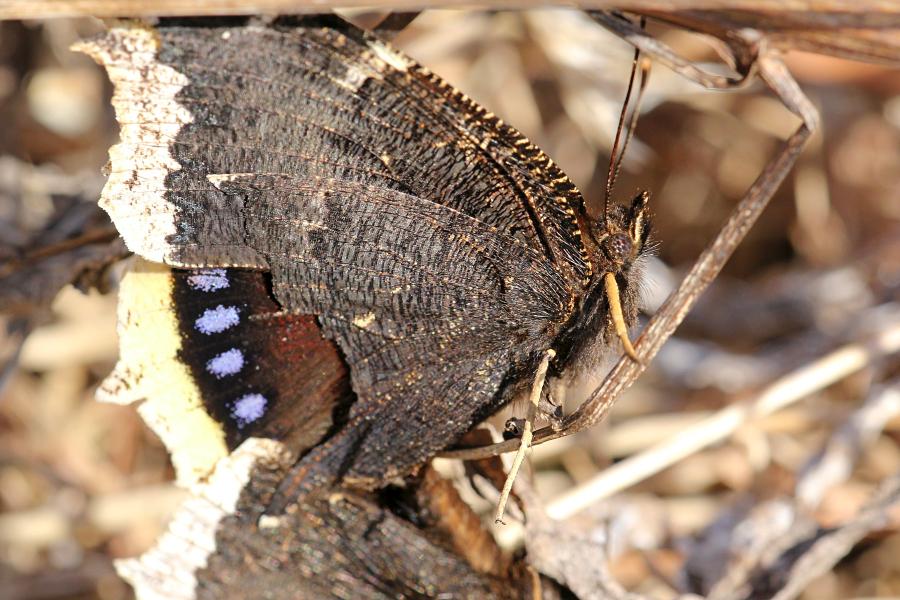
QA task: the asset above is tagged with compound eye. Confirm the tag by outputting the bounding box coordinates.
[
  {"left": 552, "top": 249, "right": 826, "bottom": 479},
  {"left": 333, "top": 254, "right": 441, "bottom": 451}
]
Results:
[{"left": 603, "top": 232, "right": 632, "bottom": 263}]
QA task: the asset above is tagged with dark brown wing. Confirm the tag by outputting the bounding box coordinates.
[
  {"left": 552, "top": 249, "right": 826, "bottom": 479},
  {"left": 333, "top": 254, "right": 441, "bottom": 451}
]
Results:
[
  {"left": 78, "top": 20, "right": 579, "bottom": 493},
  {"left": 305, "top": 18, "right": 592, "bottom": 284},
  {"left": 78, "top": 19, "right": 590, "bottom": 284},
  {"left": 199, "top": 174, "right": 568, "bottom": 493}
]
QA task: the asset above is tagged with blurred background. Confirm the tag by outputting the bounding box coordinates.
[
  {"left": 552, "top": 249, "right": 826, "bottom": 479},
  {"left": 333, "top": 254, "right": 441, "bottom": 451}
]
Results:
[{"left": 0, "top": 10, "right": 899, "bottom": 599}]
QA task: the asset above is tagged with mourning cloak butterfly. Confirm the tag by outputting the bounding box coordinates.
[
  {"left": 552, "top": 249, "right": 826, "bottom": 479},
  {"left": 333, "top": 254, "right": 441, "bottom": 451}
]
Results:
[{"left": 79, "top": 15, "right": 650, "bottom": 505}]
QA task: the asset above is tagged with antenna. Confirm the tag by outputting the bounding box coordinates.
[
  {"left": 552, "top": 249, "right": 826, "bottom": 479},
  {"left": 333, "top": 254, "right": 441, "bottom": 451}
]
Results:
[{"left": 604, "top": 16, "right": 651, "bottom": 218}]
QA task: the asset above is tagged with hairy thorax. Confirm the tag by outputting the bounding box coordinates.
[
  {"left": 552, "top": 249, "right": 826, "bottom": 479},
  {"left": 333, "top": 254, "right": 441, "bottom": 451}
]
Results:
[{"left": 551, "top": 191, "right": 651, "bottom": 383}]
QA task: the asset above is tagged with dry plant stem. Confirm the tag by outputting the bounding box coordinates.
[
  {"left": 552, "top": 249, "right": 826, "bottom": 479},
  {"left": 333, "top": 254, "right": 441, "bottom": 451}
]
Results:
[
  {"left": 443, "top": 53, "right": 817, "bottom": 463},
  {"left": 495, "top": 349, "right": 554, "bottom": 525},
  {"left": 705, "top": 375, "right": 900, "bottom": 600},
  {"left": 546, "top": 318, "right": 900, "bottom": 521},
  {"left": 591, "top": 11, "right": 753, "bottom": 89},
  {"left": 697, "top": 360, "right": 900, "bottom": 598},
  {"left": 768, "top": 473, "right": 900, "bottom": 600},
  {"left": 373, "top": 12, "right": 420, "bottom": 39},
  {"left": 0, "top": 226, "right": 120, "bottom": 278},
  {"left": 515, "top": 474, "right": 644, "bottom": 600},
  {"left": 796, "top": 377, "right": 900, "bottom": 509},
  {"left": 644, "top": 11, "right": 900, "bottom": 64},
  {"left": 7, "top": 1, "right": 900, "bottom": 20},
  {"left": 709, "top": 473, "right": 900, "bottom": 600}
]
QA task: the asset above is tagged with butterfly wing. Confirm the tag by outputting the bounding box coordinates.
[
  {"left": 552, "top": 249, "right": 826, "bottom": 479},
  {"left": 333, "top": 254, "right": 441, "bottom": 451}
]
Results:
[
  {"left": 206, "top": 174, "right": 568, "bottom": 492},
  {"left": 100, "top": 260, "right": 351, "bottom": 485},
  {"left": 78, "top": 20, "right": 584, "bottom": 493},
  {"left": 78, "top": 19, "right": 590, "bottom": 281}
]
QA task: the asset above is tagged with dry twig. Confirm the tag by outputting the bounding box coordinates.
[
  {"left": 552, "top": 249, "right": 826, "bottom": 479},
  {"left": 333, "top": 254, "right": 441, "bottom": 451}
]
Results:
[
  {"left": 546, "top": 315, "right": 900, "bottom": 521},
  {"left": 5, "top": 1, "right": 900, "bottom": 20}
]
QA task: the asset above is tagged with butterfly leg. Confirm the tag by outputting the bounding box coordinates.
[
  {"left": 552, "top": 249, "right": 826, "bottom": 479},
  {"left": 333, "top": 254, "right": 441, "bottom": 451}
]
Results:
[
  {"left": 494, "top": 348, "right": 555, "bottom": 525},
  {"left": 539, "top": 387, "right": 565, "bottom": 431},
  {"left": 504, "top": 387, "right": 563, "bottom": 440},
  {"left": 503, "top": 417, "right": 526, "bottom": 440}
]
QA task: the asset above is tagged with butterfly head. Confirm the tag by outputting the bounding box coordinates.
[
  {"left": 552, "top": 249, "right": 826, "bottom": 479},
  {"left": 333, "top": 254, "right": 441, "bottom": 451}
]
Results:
[
  {"left": 579, "top": 190, "right": 652, "bottom": 362},
  {"left": 589, "top": 190, "right": 651, "bottom": 274}
]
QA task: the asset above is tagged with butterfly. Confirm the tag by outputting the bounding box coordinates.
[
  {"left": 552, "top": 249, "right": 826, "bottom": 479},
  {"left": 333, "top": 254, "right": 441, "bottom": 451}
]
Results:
[{"left": 79, "top": 15, "right": 651, "bottom": 508}]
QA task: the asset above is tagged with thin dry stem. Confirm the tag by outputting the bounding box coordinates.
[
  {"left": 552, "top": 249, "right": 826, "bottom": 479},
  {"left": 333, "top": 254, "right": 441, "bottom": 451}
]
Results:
[
  {"left": 546, "top": 317, "right": 900, "bottom": 521},
  {"left": 591, "top": 11, "right": 755, "bottom": 89},
  {"left": 769, "top": 472, "right": 900, "bottom": 600},
  {"left": 796, "top": 378, "right": 900, "bottom": 509},
  {"left": 6, "top": 1, "right": 900, "bottom": 20},
  {"left": 495, "top": 349, "right": 554, "bottom": 524},
  {"left": 701, "top": 375, "right": 900, "bottom": 600}
]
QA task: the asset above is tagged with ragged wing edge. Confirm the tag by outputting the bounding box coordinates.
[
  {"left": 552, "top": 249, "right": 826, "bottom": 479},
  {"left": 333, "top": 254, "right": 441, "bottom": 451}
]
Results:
[
  {"left": 73, "top": 25, "right": 188, "bottom": 264},
  {"left": 115, "top": 438, "right": 292, "bottom": 600}
]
